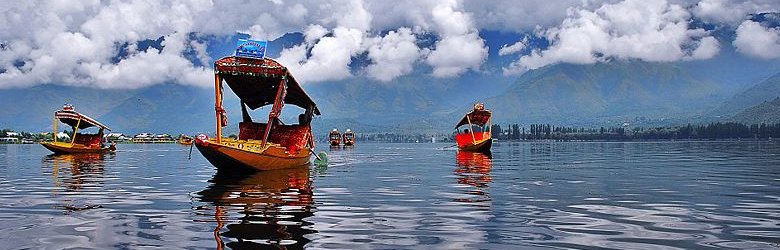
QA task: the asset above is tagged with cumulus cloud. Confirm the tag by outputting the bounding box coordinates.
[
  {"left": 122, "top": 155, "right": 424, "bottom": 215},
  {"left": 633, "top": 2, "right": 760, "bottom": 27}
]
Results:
[
  {"left": 365, "top": 28, "right": 422, "bottom": 82},
  {"left": 503, "top": 0, "right": 721, "bottom": 75},
  {"left": 733, "top": 20, "right": 780, "bottom": 59},
  {"left": 425, "top": 0, "right": 488, "bottom": 77},
  {"left": 498, "top": 37, "right": 529, "bottom": 56},
  {"left": 0, "top": 0, "right": 776, "bottom": 89},
  {"left": 692, "top": 0, "right": 779, "bottom": 25}
]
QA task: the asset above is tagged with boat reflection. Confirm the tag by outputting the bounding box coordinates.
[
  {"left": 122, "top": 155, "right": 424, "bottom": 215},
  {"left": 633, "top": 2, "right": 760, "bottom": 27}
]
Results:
[
  {"left": 454, "top": 151, "right": 493, "bottom": 204},
  {"left": 197, "top": 167, "right": 316, "bottom": 249},
  {"left": 45, "top": 153, "right": 107, "bottom": 192}
]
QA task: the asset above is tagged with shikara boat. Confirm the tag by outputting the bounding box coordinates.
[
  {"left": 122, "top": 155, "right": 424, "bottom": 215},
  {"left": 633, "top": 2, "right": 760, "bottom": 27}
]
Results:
[
  {"left": 454, "top": 103, "right": 493, "bottom": 152},
  {"left": 195, "top": 55, "right": 320, "bottom": 172},
  {"left": 41, "top": 105, "right": 115, "bottom": 154},
  {"left": 178, "top": 134, "right": 194, "bottom": 145},
  {"left": 329, "top": 129, "right": 341, "bottom": 146},
  {"left": 343, "top": 129, "right": 355, "bottom": 146}
]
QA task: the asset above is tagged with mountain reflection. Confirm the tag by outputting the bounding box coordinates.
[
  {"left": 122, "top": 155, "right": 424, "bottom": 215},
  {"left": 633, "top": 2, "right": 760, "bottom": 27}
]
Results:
[
  {"left": 454, "top": 151, "right": 493, "bottom": 204},
  {"left": 196, "top": 167, "right": 316, "bottom": 250}
]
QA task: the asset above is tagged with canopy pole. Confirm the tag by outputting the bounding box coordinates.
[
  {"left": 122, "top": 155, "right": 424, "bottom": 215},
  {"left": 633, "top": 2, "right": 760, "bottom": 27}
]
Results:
[
  {"left": 53, "top": 116, "right": 58, "bottom": 143},
  {"left": 488, "top": 115, "right": 493, "bottom": 136},
  {"left": 467, "top": 115, "right": 476, "bottom": 143},
  {"left": 214, "top": 74, "right": 223, "bottom": 144},
  {"left": 71, "top": 117, "right": 81, "bottom": 146},
  {"left": 261, "top": 77, "right": 287, "bottom": 147}
]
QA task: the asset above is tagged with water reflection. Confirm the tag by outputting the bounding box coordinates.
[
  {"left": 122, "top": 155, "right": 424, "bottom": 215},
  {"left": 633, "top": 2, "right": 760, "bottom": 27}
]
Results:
[
  {"left": 454, "top": 151, "right": 492, "bottom": 204},
  {"left": 42, "top": 153, "right": 110, "bottom": 212},
  {"left": 196, "top": 167, "right": 316, "bottom": 249},
  {"left": 44, "top": 153, "right": 107, "bottom": 192}
]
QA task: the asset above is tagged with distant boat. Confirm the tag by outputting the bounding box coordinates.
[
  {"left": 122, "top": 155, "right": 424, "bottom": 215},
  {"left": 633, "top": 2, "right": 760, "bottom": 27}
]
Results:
[
  {"left": 329, "top": 129, "right": 341, "bottom": 146},
  {"left": 454, "top": 103, "right": 493, "bottom": 152},
  {"left": 178, "top": 134, "right": 193, "bottom": 145},
  {"left": 343, "top": 129, "right": 355, "bottom": 146},
  {"left": 41, "top": 104, "right": 116, "bottom": 154},
  {"left": 195, "top": 55, "right": 320, "bottom": 172}
]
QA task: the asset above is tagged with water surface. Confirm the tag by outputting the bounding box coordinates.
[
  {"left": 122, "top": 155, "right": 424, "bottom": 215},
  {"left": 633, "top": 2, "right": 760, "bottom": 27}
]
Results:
[{"left": 0, "top": 141, "right": 778, "bottom": 249}]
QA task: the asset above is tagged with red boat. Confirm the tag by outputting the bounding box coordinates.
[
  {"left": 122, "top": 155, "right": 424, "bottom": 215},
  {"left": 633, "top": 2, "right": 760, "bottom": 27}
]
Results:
[
  {"left": 343, "top": 129, "right": 355, "bottom": 146},
  {"left": 329, "top": 129, "right": 341, "bottom": 146},
  {"left": 454, "top": 103, "right": 493, "bottom": 152},
  {"left": 195, "top": 55, "right": 320, "bottom": 171}
]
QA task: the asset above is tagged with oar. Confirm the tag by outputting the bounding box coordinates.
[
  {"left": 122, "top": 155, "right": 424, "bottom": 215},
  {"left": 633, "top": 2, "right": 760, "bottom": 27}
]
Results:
[
  {"left": 313, "top": 151, "right": 328, "bottom": 167},
  {"left": 441, "top": 144, "right": 458, "bottom": 149},
  {"left": 188, "top": 142, "right": 194, "bottom": 160}
]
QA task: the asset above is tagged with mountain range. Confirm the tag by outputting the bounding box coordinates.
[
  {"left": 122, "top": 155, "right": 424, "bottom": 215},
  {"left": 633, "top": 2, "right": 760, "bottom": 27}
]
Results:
[{"left": 1, "top": 58, "right": 779, "bottom": 135}]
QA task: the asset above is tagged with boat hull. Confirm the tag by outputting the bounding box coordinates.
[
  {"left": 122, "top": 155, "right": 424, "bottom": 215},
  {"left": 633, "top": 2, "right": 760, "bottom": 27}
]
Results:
[
  {"left": 458, "top": 138, "right": 492, "bottom": 153},
  {"left": 41, "top": 142, "right": 111, "bottom": 154},
  {"left": 196, "top": 139, "right": 311, "bottom": 171}
]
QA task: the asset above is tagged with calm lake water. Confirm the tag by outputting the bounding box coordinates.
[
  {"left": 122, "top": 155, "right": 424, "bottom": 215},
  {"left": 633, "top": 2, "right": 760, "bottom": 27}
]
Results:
[{"left": 0, "top": 141, "right": 779, "bottom": 249}]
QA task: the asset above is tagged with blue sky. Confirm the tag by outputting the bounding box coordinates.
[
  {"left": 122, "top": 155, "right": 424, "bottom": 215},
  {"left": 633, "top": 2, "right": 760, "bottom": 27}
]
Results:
[{"left": 0, "top": 0, "right": 778, "bottom": 89}]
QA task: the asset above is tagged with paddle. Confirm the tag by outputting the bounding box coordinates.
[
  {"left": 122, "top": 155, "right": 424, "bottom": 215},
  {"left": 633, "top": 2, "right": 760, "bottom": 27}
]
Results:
[
  {"left": 313, "top": 151, "right": 328, "bottom": 167},
  {"left": 188, "top": 143, "right": 194, "bottom": 160},
  {"left": 441, "top": 144, "right": 458, "bottom": 149}
]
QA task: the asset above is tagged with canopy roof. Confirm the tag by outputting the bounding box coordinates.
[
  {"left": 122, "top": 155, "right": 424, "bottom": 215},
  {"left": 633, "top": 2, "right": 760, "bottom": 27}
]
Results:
[
  {"left": 455, "top": 107, "right": 492, "bottom": 128},
  {"left": 214, "top": 56, "right": 320, "bottom": 115},
  {"left": 55, "top": 109, "right": 110, "bottom": 131}
]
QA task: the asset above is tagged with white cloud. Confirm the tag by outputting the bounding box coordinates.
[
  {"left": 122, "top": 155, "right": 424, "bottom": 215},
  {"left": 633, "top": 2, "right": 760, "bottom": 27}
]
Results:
[
  {"left": 426, "top": 0, "right": 488, "bottom": 77},
  {"left": 503, "top": 0, "right": 721, "bottom": 75},
  {"left": 365, "top": 28, "right": 421, "bottom": 82},
  {"left": 498, "top": 37, "right": 528, "bottom": 56},
  {"left": 733, "top": 20, "right": 780, "bottom": 59},
  {"left": 1, "top": 0, "right": 777, "bottom": 89},
  {"left": 692, "top": 0, "right": 779, "bottom": 25}
]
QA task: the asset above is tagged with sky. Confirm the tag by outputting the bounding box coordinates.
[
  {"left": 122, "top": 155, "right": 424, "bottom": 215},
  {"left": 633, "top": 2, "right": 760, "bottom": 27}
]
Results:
[{"left": 0, "top": 0, "right": 778, "bottom": 89}]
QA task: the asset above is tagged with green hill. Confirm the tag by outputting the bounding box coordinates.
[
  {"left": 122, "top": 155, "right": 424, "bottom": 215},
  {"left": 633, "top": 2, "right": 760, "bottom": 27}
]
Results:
[
  {"left": 483, "top": 61, "right": 723, "bottom": 126},
  {"left": 711, "top": 73, "right": 780, "bottom": 117},
  {"left": 730, "top": 97, "right": 780, "bottom": 124}
]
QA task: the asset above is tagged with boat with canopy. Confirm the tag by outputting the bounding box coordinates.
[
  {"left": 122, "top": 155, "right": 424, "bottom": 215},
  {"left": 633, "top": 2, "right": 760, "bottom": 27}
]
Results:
[
  {"left": 343, "top": 129, "right": 355, "bottom": 146},
  {"left": 454, "top": 103, "right": 493, "bottom": 152},
  {"left": 329, "top": 129, "right": 341, "bottom": 146},
  {"left": 41, "top": 104, "right": 115, "bottom": 154},
  {"left": 195, "top": 49, "right": 320, "bottom": 171}
]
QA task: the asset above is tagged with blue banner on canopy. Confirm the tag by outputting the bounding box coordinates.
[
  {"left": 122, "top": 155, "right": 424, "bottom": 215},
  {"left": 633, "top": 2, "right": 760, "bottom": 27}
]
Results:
[{"left": 235, "top": 39, "right": 267, "bottom": 59}]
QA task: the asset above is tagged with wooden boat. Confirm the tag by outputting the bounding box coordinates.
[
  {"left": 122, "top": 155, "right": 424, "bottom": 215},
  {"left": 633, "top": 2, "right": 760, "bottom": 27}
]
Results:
[
  {"left": 41, "top": 104, "right": 115, "bottom": 154},
  {"left": 329, "top": 129, "right": 342, "bottom": 146},
  {"left": 195, "top": 54, "right": 320, "bottom": 172},
  {"left": 454, "top": 103, "right": 493, "bottom": 152},
  {"left": 343, "top": 129, "right": 355, "bottom": 146},
  {"left": 178, "top": 134, "right": 194, "bottom": 145}
]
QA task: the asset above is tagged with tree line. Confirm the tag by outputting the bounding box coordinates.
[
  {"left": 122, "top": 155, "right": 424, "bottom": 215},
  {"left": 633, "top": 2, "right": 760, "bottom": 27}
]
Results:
[{"left": 490, "top": 122, "right": 780, "bottom": 141}]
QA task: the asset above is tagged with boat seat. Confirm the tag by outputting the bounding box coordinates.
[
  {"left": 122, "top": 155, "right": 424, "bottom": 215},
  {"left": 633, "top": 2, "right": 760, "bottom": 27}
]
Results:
[
  {"left": 239, "top": 122, "right": 310, "bottom": 154},
  {"left": 73, "top": 133, "right": 102, "bottom": 148}
]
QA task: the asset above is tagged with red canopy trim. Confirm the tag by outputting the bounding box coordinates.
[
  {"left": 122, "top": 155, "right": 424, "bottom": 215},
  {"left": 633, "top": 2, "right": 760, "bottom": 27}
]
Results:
[
  {"left": 215, "top": 56, "right": 286, "bottom": 77},
  {"left": 455, "top": 104, "right": 492, "bottom": 128}
]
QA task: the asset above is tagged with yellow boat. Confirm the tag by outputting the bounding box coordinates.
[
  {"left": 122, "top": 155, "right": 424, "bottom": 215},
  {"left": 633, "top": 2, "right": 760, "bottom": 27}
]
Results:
[
  {"left": 195, "top": 53, "right": 320, "bottom": 172},
  {"left": 41, "top": 104, "right": 115, "bottom": 154},
  {"left": 178, "top": 134, "right": 194, "bottom": 145}
]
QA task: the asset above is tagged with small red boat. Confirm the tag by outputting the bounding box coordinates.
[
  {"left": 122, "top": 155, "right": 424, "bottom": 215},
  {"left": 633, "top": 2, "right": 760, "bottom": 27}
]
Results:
[
  {"left": 329, "top": 129, "right": 341, "bottom": 146},
  {"left": 343, "top": 129, "right": 355, "bottom": 146},
  {"left": 454, "top": 103, "right": 493, "bottom": 152},
  {"left": 195, "top": 54, "right": 320, "bottom": 171}
]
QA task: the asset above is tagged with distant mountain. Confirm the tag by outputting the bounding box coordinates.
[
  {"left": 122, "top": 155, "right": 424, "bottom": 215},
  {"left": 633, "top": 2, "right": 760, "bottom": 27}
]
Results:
[
  {"left": 482, "top": 61, "right": 725, "bottom": 126},
  {"left": 730, "top": 97, "right": 780, "bottom": 124},
  {"left": 710, "top": 73, "right": 780, "bottom": 118}
]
